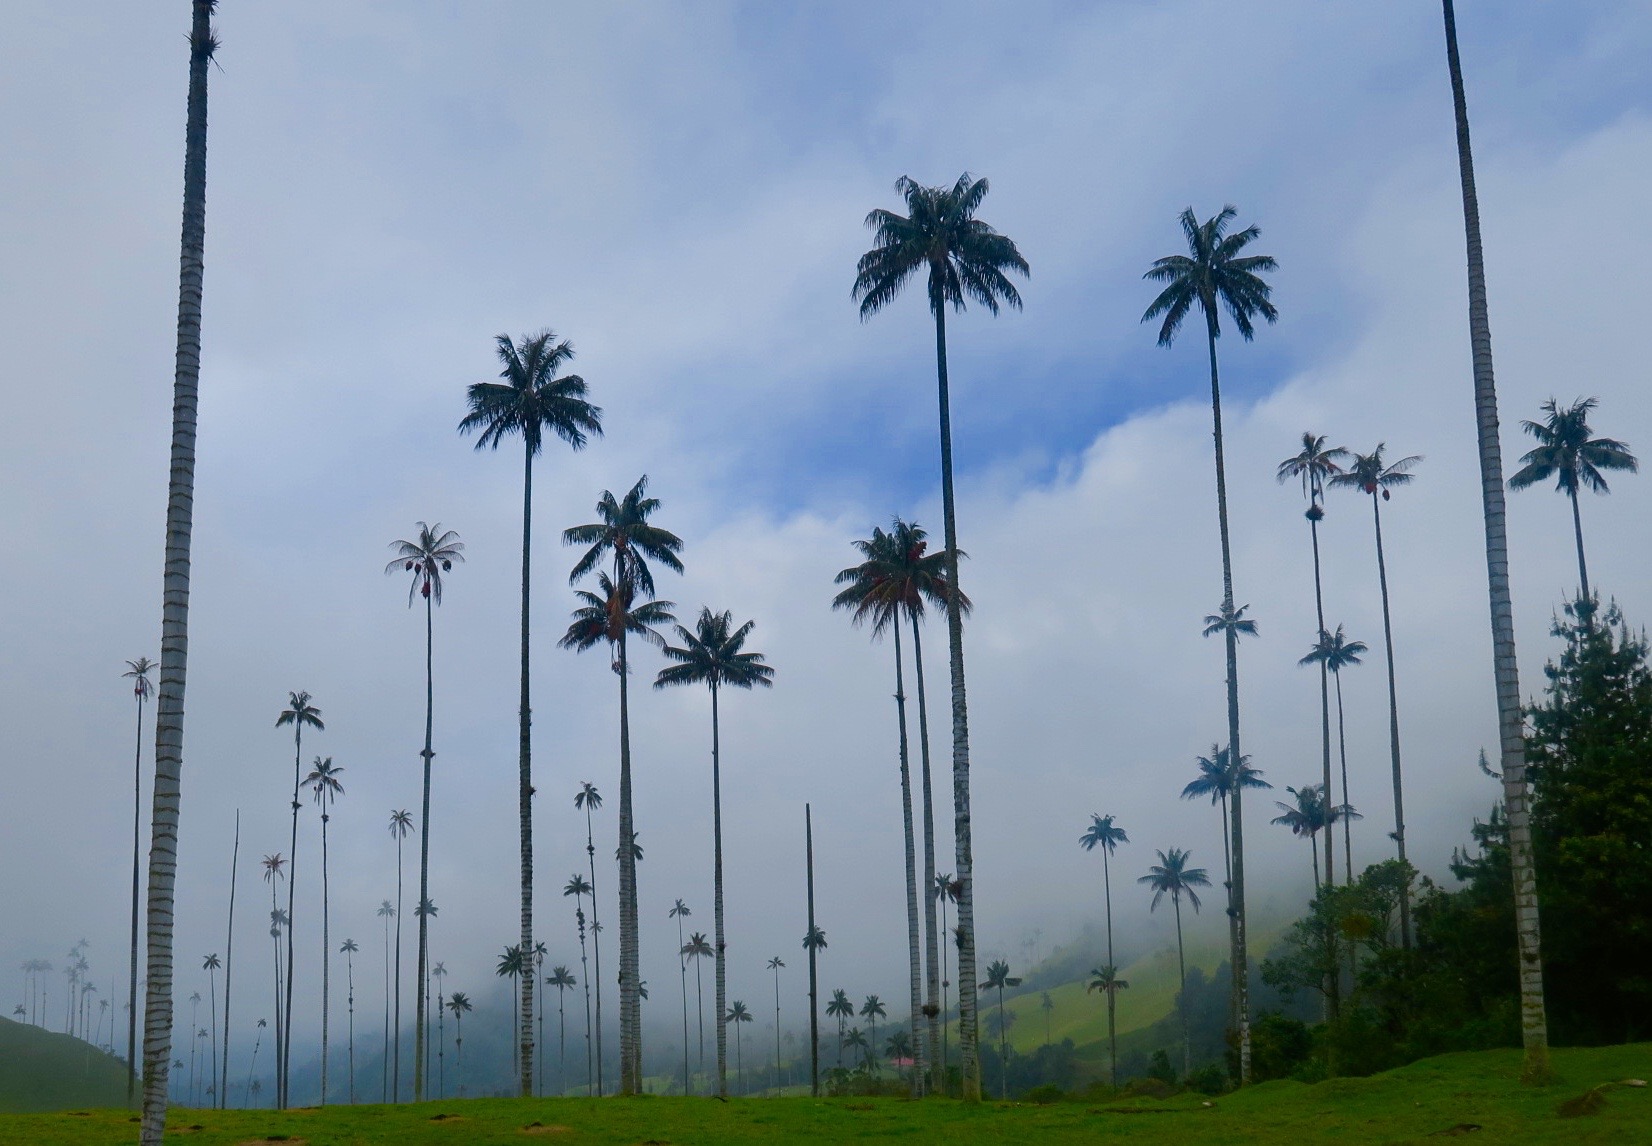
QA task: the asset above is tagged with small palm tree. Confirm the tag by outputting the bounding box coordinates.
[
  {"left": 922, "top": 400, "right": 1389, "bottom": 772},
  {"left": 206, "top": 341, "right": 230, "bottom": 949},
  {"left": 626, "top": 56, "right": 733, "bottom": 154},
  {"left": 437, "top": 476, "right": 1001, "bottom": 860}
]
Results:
[
  {"left": 122, "top": 656, "right": 154, "bottom": 1105},
  {"left": 859, "top": 995, "right": 887, "bottom": 1076},
  {"left": 273, "top": 691, "right": 322, "bottom": 1107},
  {"left": 933, "top": 873, "right": 960, "bottom": 1082},
  {"left": 1143, "top": 205, "right": 1276, "bottom": 1084},
  {"left": 564, "top": 874, "right": 595, "bottom": 1092},
  {"left": 683, "top": 931, "right": 714, "bottom": 1080},
  {"left": 1508, "top": 397, "right": 1637, "bottom": 605},
  {"left": 1179, "top": 746, "right": 1270, "bottom": 911},
  {"left": 246, "top": 1018, "right": 268, "bottom": 1105},
  {"left": 727, "top": 1001, "right": 753, "bottom": 1092},
  {"left": 978, "top": 960, "right": 1021, "bottom": 1100},
  {"left": 1331, "top": 445, "right": 1422, "bottom": 946},
  {"left": 1138, "top": 849, "right": 1210, "bottom": 1079},
  {"left": 387, "top": 809, "right": 413, "bottom": 1101},
  {"left": 669, "top": 900, "right": 692, "bottom": 1094},
  {"left": 546, "top": 966, "right": 576, "bottom": 1095},
  {"left": 1078, "top": 813, "right": 1128, "bottom": 1087},
  {"left": 375, "top": 899, "right": 395, "bottom": 1101},
  {"left": 259, "top": 857, "right": 285, "bottom": 1105},
  {"left": 201, "top": 954, "right": 220, "bottom": 1107},
  {"left": 1271, "top": 784, "right": 1360, "bottom": 892},
  {"left": 430, "top": 961, "right": 447, "bottom": 1098},
  {"left": 385, "top": 521, "right": 463, "bottom": 1102},
  {"left": 572, "top": 783, "right": 604, "bottom": 1096},
  {"left": 767, "top": 956, "right": 785, "bottom": 1097},
  {"left": 446, "top": 992, "right": 471, "bottom": 1097},
  {"left": 303, "top": 757, "right": 344, "bottom": 1103},
  {"left": 655, "top": 608, "right": 773, "bottom": 1096},
  {"left": 496, "top": 945, "right": 526, "bottom": 1080},
  {"left": 459, "top": 329, "right": 602, "bottom": 1098},
  {"left": 1086, "top": 965, "right": 1129, "bottom": 1091},
  {"left": 339, "top": 938, "right": 358, "bottom": 1104},
  {"left": 825, "top": 989, "right": 853, "bottom": 1067},
  {"left": 1300, "top": 627, "right": 1368, "bottom": 883},
  {"left": 855, "top": 175, "right": 1027, "bottom": 1102},
  {"left": 843, "top": 1026, "right": 869, "bottom": 1070}
]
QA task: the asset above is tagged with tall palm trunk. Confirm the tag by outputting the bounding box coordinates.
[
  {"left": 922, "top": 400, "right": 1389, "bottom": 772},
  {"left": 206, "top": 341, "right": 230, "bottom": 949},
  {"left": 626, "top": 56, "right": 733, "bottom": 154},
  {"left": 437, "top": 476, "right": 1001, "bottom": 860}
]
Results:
[
  {"left": 128, "top": 684, "right": 147, "bottom": 1104},
  {"left": 577, "top": 911, "right": 592, "bottom": 1091},
  {"left": 558, "top": 989, "right": 567, "bottom": 1095},
  {"left": 677, "top": 916, "right": 689, "bottom": 1095},
  {"left": 271, "top": 887, "right": 283, "bottom": 1105},
  {"left": 617, "top": 631, "right": 642, "bottom": 1094},
  {"left": 1202, "top": 312, "right": 1251, "bottom": 1082},
  {"left": 1102, "top": 846, "right": 1118, "bottom": 1089},
  {"left": 221, "top": 812, "right": 237, "bottom": 1110},
  {"left": 1173, "top": 895, "right": 1189, "bottom": 1081},
  {"left": 1309, "top": 513, "right": 1334, "bottom": 888},
  {"left": 208, "top": 968, "right": 219, "bottom": 1108},
  {"left": 381, "top": 911, "right": 390, "bottom": 1101},
  {"left": 345, "top": 947, "right": 355, "bottom": 1103},
  {"left": 393, "top": 828, "right": 404, "bottom": 1100},
  {"left": 516, "top": 442, "right": 537, "bottom": 1097},
  {"left": 938, "top": 886, "right": 949, "bottom": 1087},
  {"left": 140, "top": 5, "right": 213, "bottom": 1139},
  {"left": 891, "top": 625, "right": 925, "bottom": 1096},
  {"left": 1568, "top": 488, "right": 1591, "bottom": 604},
  {"left": 1334, "top": 673, "right": 1354, "bottom": 884},
  {"left": 319, "top": 808, "right": 332, "bottom": 1103},
  {"left": 995, "top": 989, "right": 1007, "bottom": 1100},
  {"left": 772, "top": 964, "right": 782, "bottom": 1096},
  {"left": 415, "top": 592, "right": 436, "bottom": 1101},
  {"left": 711, "top": 683, "right": 731, "bottom": 1096},
  {"left": 910, "top": 620, "right": 942, "bottom": 1091},
  {"left": 805, "top": 804, "right": 820, "bottom": 1097},
  {"left": 584, "top": 808, "right": 604, "bottom": 1097},
  {"left": 930, "top": 304, "right": 982, "bottom": 1100},
  {"left": 1441, "top": 0, "right": 1550, "bottom": 1083},
  {"left": 282, "top": 727, "right": 302, "bottom": 1108},
  {"left": 1366, "top": 491, "right": 1411, "bottom": 947}
]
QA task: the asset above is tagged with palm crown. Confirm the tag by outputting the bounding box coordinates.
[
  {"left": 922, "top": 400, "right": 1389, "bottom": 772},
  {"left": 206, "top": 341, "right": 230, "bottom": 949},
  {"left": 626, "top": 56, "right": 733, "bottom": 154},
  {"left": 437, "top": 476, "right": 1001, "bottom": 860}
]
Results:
[
  {"left": 1180, "top": 745, "right": 1270, "bottom": 804},
  {"left": 1277, "top": 432, "right": 1348, "bottom": 509},
  {"left": 276, "top": 691, "right": 323, "bottom": 734},
  {"left": 547, "top": 966, "right": 576, "bottom": 990},
  {"left": 654, "top": 608, "right": 774, "bottom": 693},
  {"left": 1078, "top": 814, "right": 1128, "bottom": 855},
  {"left": 456, "top": 331, "right": 602, "bottom": 459},
  {"left": 980, "top": 959, "right": 1021, "bottom": 993},
  {"left": 1509, "top": 397, "right": 1637, "bottom": 496},
  {"left": 853, "top": 174, "right": 1029, "bottom": 319},
  {"left": 574, "top": 782, "right": 602, "bottom": 813},
  {"left": 803, "top": 925, "right": 827, "bottom": 952},
  {"left": 563, "top": 476, "right": 684, "bottom": 598},
  {"left": 385, "top": 522, "right": 464, "bottom": 606},
  {"left": 825, "top": 990, "right": 853, "bottom": 1019},
  {"left": 1142, "top": 206, "right": 1278, "bottom": 344},
  {"left": 831, "top": 519, "right": 969, "bottom": 636},
  {"left": 388, "top": 809, "right": 413, "bottom": 840},
  {"left": 124, "top": 657, "right": 156, "bottom": 700},
  {"left": 1271, "top": 783, "right": 1359, "bottom": 838},
  {"left": 558, "top": 572, "right": 676, "bottom": 667},
  {"left": 1202, "top": 602, "right": 1258, "bottom": 640},
  {"left": 1138, "top": 848, "right": 1210, "bottom": 912},
  {"left": 563, "top": 874, "right": 591, "bottom": 899},
  {"left": 1300, "top": 625, "right": 1367, "bottom": 674},
  {"left": 303, "top": 756, "right": 344, "bottom": 809},
  {"left": 1087, "top": 964, "right": 1128, "bottom": 996},
  {"left": 1330, "top": 444, "right": 1422, "bottom": 499},
  {"left": 683, "top": 932, "right": 713, "bottom": 961}
]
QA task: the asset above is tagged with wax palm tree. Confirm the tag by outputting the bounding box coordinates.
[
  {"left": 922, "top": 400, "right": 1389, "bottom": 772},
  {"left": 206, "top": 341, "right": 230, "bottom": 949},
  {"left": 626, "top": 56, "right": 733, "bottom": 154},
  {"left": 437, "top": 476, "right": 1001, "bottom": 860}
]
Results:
[
  {"left": 564, "top": 475, "right": 685, "bottom": 598},
  {"left": 1179, "top": 746, "right": 1270, "bottom": 915},
  {"left": 339, "top": 938, "right": 358, "bottom": 1104},
  {"left": 1331, "top": 444, "right": 1421, "bottom": 945},
  {"left": 1507, "top": 397, "right": 1637, "bottom": 604},
  {"left": 246, "top": 1018, "right": 267, "bottom": 1105},
  {"left": 1143, "top": 205, "right": 1275, "bottom": 1083},
  {"left": 1077, "top": 814, "right": 1128, "bottom": 1086},
  {"left": 122, "top": 656, "right": 154, "bottom": 1104},
  {"left": 387, "top": 809, "right": 412, "bottom": 1100},
  {"left": 273, "top": 691, "right": 322, "bottom": 1107},
  {"left": 1039, "top": 992, "right": 1054, "bottom": 1047},
  {"left": 218, "top": 812, "right": 240, "bottom": 1110},
  {"left": 384, "top": 522, "right": 463, "bottom": 1100},
  {"left": 1442, "top": 10, "right": 1551, "bottom": 1079},
  {"left": 375, "top": 899, "right": 394, "bottom": 1101},
  {"left": 726, "top": 1001, "right": 753, "bottom": 1092},
  {"left": 259, "top": 858, "right": 284, "bottom": 1106},
  {"left": 563, "top": 875, "right": 594, "bottom": 1093},
  {"left": 825, "top": 989, "right": 853, "bottom": 1068},
  {"left": 844, "top": 1027, "right": 869, "bottom": 1070},
  {"left": 979, "top": 961, "right": 1021, "bottom": 1100},
  {"left": 1138, "top": 849, "right": 1210, "bottom": 1079},
  {"left": 301, "top": 757, "right": 344, "bottom": 1102},
  {"left": 201, "top": 955, "right": 219, "bottom": 1107},
  {"left": 572, "top": 783, "right": 604, "bottom": 1096},
  {"left": 655, "top": 609, "right": 773, "bottom": 1095},
  {"left": 1300, "top": 628, "right": 1368, "bottom": 883},
  {"left": 430, "top": 961, "right": 447, "bottom": 1098},
  {"left": 459, "top": 330, "right": 602, "bottom": 1096},
  {"left": 683, "top": 931, "right": 713, "bottom": 1079},
  {"left": 859, "top": 995, "right": 887, "bottom": 1076},
  {"left": 803, "top": 805, "right": 823, "bottom": 1095},
  {"left": 1271, "top": 785, "right": 1360, "bottom": 893},
  {"left": 139, "top": 4, "right": 216, "bottom": 1135},
  {"left": 526, "top": 943, "right": 545, "bottom": 1096},
  {"left": 1086, "top": 965, "right": 1129, "bottom": 1090},
  {"left": 446, "top": 992, "right": 471, "bottom": 1097},
  {"left": 669, "top": 900, "right": 692, "bottom": 1094},
  {"left": 545, "top": 966, "right": 575, "bottom": 1095},
  {"left": 855, "top": 175, "right": 1027, "bottom": 1101},
  {"left": 933, "top": 873, "right": 959, "bottom": 1085},
  {"left": 561, "top": 569, "right": 676, "bottom": 1094},
  {"left": 767, "top": 956, "right": 785, "bottom": 1097},
  {"left": 496, "top": 944, "right": 526, "bottom": 1079},
  {"left": 1278, "top": 432, "right": 1349, "bottom": 888},
  {"left": 886, "top": 1028, "right": 914, "bottom": 1083}
]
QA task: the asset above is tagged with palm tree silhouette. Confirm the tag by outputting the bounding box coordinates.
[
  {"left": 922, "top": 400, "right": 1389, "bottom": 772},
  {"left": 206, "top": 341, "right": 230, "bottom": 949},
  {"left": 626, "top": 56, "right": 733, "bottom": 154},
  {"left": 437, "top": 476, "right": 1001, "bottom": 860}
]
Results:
[
  {"left": 1331, "top": 444, "right": 1421, "bottom": 946},
  {"left": 1143, "top": 205, "right": 1276, "bottom": 1083},
  {"left": 767, "top": 956, "right": 785, "bottom": 1097},
  {"left": 669, "top": 900, "right": 692, "bottom": 1094},
  {"left": 528, "top": 944, "right": 545, "bottom": 1096},
  {"left": 385, "top": 521, "right": 463, "bottom": 1102},
  {"left": 1271, "top": 785, "right": 1360, "bottom": 892},
  {"left": 1278, "top": 432, "right": 1350, "bottom": 889},
  {"left": 855, "top": 175, "right": 1027, "bottom": 1102},
  {"left": 933, "top": 873, "right": 960, "bottom": 1085},
  {"left": 303, "top": 757, "right": 344, "bottom": 1102},
  {"left": 259, "top": 857, "right": 285, "bottom": 1104},
  {"left": 1138, "top": 848, "right": 1210, "bottom": 1079},
  {"left": 843, "top": 1026, "right": 869, "bottom": 1071},
  {"left": 459, "top": 329, "right": 602, "bottom": 1097},
  {"left": 727, "top": 1001, "right": 753, "bottom": 1092},
  {"left": 188, "top": 991, "right": 201, "bottom": 1104},
  {"left": 1078, "top": 814, "right": 1129, "bottom": 1086},
  {"left": 496, "top": 944, "right": 526, "bottom": 1080},
  {"left": 655, "top": 608, "right": 773, "bottom": 1096},
  {"left": 386, "top": 809, "right": 413, "bottom": 1100},
  {"left": 246, "top": 1018, "right": 268, "bottom": 1105},
  {"left": 859, "top": 995, "right": 887, "bottom": 1077},
  {"left": 1086, "top": 965, "right": 1129, "bottom": 1090},
  {"left": 1179, "top": 745, "right": 1270, "bottom": 914},
  {"left": 219, "top": 812, "right": 240, "bottom": 1110},
  {"left": 682, "top": 931, "right": 714, "bottom": 1080},
  {"left": 139, "top": 6, "right": 215, "bottom": 1136},
  {"left": 201, "top": 955, "right": 220, "bottom": 1110},
  {"left": 1508, "top": 397, "right": 1637, "bottom": 605},
  {"left": 564, "top": 874, "right": 595, "bottom": 1092},
  {"left": 430, "top": 961, "right": 448, "bottom": 1098},
  {"left": 122, "top": 656, "right": 154, "bottom": 1104},
  {"left": 825, "top": 989, "right": 853, "bottom": 1068},
  {"left": 339, "top": 938, "right": 358, "bottom": 1104},
  {"left": 546, "top": 965, "right": 576, "bottom": 1095},
  {"left": 273, "top": 691, "right": 322, "bottom": 1107},
  {"left": 375, "top": 899, "right": 395, "bottom": 1101},
  {"left": 572, "top": 782, "right": 605, "bottom": 1096},
  {"left": 446, "top": 992, "right": 471, "bottom": 1097},
  {"left": 1300, "top": 627, "right": 1368, "bottom": 883},
  {"left": 979, "top": 960, "right": 1021, "bottom": 1100},
  {"left": 561, "top": 549, "right": 677, "bottom": 1095}
]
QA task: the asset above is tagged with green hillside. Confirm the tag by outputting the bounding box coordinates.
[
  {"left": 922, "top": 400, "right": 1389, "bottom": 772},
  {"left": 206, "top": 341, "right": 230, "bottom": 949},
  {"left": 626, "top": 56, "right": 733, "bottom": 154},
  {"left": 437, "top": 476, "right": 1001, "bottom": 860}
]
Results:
[{"left": 0, "top": 1016, "right": 132, "bottom": 1113}]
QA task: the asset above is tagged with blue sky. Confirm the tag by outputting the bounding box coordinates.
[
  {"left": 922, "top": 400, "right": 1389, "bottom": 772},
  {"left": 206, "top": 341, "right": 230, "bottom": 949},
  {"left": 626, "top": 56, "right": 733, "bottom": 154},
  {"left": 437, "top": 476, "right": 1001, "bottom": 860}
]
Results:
[{"left": 5, "top": 0, "right": 1652, "bottom": 1086}]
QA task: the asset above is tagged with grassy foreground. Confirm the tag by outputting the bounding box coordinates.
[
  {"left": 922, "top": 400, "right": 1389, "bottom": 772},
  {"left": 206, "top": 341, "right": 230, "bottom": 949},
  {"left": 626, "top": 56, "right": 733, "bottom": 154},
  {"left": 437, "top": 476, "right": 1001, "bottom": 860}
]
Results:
[{"left": 5, "top": 1043, "right": 1647, "bottom": 1145}]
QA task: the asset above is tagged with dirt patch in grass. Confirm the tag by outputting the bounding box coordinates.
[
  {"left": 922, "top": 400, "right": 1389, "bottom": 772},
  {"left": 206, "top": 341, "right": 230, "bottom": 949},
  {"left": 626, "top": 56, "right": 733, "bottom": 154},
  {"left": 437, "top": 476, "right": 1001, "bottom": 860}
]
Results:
[
  {"left": 520, "top": 1122, "right": 572, "bottom": 1135},
  {"left": 236, "top": 1138, "right": 308, "bottom": 1145}
]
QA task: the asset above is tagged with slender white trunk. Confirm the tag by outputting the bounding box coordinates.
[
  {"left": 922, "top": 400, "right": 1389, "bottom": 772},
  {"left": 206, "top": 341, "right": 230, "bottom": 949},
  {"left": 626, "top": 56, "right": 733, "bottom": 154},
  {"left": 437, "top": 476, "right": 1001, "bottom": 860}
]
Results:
[
  {"left": 516, "top": 443, "right": 536, "bottom": 1097},
  {"left": 221, "top": 811, "right": 237, "bottom": 1109},
  {"left": 910, "top": 621, "right": 942, "bottom": 1089},
  {"left": 892, "top": 624, "right": 925, "bottom": 1096},
  {"left": 712, "top": 684, "right": 730, "bottom": 1096}
]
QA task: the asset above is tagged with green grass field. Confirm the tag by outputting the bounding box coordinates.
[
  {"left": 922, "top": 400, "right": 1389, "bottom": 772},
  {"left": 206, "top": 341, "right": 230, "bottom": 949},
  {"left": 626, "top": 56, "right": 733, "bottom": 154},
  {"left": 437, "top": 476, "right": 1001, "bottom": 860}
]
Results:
[{"left": 4, "top": 1042, "right": 1647, "bottom": 1144}]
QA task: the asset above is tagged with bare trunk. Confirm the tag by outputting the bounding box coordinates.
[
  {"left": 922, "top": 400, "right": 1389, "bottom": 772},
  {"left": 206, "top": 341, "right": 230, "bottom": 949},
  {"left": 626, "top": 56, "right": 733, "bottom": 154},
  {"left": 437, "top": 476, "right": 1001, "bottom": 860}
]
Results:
[
  {"left": 1441, "top": 0, "right": 1551, "bottom": 1083},
  {"left": 128, "top": 690, "right": 146, "bottom": 1105},
  {"left": 140, "top": 6, "right": 212, "bottom": 1137},
  {"left": 415, "top": 592, "right": 436, "bottom": 1100},
  {"left": 892, "top": 625, "right": 925, "bottom": 1096},
  {"left": 1204, "top": 317, "right": 1251, "bottom": 1082},
  {"left": 393, "top": 832, "right": 403, "bottom": 1100},
  {"left": 806, "top": 805, "right": 820, "bottom": 1097},
  {"left": 282, "top": 727, "right": 300, "bottom": 1108},
  {"left": 1568, "top": 488, "right": 1591, "bottom": 606},
  {"left": 1174, "top": 895, "right": 1189, "bottom": 1081},
  {"left": 931, "top": 304, "right": 982, "bottom": 1101},
  {"left": 585, "top": 806, "right": 604, "bottom": 1095},
  {"left": 617, "top": 632, "right": 641, "bottom": 1093},
  {"left": 517, "top": 442, "right": 537, "bottom": 1096},
  {"left": 1310, "top": 515, "right": 1334, "bottom": 889},
  {"left": 677, "top": 916, "right": 689, "bottom": 1095},
  {"left": 712, "top": 683, "right": 729, "bottom": 1096},
  {"left": 910, "top": 621, "right": 942, "bottom": 1091},
  {"left": 1335, "top": 672, "right": 1354, "bottom": 884},
  {"left": 221, "top": 812, "right": 237, "bottom": 1109},
  {"left": 319, "top": 811, "right": 331, "bottom": 1103},
  {"left": 1369, "top": 492, "right": 1412, "bottom": 947}
]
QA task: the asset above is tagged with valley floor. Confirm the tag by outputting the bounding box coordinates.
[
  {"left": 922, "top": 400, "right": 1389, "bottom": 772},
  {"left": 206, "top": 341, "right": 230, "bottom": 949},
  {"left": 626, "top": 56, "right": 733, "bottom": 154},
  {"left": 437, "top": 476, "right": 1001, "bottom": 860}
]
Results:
[{"left": 3, "top": 1043, "right": 1647, "bottom": 1144}]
